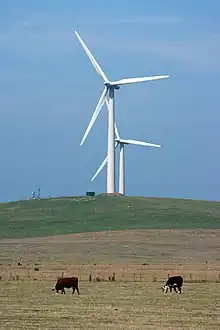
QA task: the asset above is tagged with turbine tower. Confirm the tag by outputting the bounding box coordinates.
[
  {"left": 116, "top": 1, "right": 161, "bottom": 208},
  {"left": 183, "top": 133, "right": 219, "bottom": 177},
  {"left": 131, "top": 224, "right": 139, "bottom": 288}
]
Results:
[
  {"left": 91, "top": 122, "right": 162, "bottom": 195},
  {"left": 74, "top": 30, "right": 169, "bottom": 194}
]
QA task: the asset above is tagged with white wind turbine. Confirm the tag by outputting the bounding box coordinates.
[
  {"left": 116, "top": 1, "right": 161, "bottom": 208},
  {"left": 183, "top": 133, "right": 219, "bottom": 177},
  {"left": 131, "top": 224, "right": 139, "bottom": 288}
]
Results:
[
  {"left": 74, "top": 30, "right": 169, "bottom": 194},
  {"left": 90, "top": 121, "right": 162, "bottom": 195}
]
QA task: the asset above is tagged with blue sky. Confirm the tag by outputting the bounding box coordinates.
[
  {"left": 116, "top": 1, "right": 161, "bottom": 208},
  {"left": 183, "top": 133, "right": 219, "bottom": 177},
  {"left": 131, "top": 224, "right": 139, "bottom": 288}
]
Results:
[{"left": 0, "top": 0, "right": 220, "bottom": 202}]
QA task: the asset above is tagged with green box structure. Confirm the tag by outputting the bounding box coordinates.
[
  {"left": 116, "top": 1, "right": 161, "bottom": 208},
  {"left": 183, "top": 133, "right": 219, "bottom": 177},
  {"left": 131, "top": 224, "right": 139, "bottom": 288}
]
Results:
[{"left": 86, "top": 191, "right": 95, "bottom": 197}]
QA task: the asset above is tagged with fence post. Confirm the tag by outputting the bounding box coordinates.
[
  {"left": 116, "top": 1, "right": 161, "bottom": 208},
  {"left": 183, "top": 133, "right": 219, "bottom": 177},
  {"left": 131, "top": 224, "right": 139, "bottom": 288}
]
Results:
[
  {"left": 189, "top": 273, "right": 192, "bottom": 283},
  {"left": 112, "top": 272, "right": 115, "bottom": 281}
]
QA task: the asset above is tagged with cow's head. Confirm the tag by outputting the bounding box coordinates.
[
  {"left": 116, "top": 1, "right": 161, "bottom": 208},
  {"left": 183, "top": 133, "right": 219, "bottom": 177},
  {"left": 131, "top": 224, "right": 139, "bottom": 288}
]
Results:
[
  {"left": 52, "top": 288, "right": 58, "bottom": 295},
  {"left": 162, "top": 285, "right": 169, "bottom": 294}
]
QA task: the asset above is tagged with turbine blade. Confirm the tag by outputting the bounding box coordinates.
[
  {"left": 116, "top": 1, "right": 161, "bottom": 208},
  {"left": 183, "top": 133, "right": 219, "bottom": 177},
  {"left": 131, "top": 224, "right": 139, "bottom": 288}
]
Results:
[
  {"left": 74, "top": 30, "right": 109, "bottom": 82},
  {"left": 111, "top": 75, "right": 169, "bottom": 86},
  {"left": 118, "top": 139, "right": 162, "bottom": 148},
  {"left": 80, "top": 87, "right": 108, "bottom": 146},
  {"left": 105, "top": 97, "right": 109, "bottom": 110},
  {"left": 91, "top": 141, "right": 119, "bottom": 182},
  {"left": 91, "top": 156, "right": 108, "bottom": 182},
  {"left": 114, "top": 122, "right": 120, "bottom": 140}
]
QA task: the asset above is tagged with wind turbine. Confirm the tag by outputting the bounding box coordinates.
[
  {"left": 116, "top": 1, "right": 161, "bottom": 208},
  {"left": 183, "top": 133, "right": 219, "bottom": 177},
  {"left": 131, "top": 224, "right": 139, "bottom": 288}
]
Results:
[
  {"left": 91, "top": 121, "right": 162, "bottom": 195},
  {"left": 74, "top": 30, "right": 169, "bottom": 194}
]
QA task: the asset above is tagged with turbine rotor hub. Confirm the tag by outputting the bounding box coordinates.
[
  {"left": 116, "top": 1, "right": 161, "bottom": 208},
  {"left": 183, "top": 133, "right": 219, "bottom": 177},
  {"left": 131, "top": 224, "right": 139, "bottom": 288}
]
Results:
[{"left": 104, "top": 82, "right": 120, "bottom": 90}]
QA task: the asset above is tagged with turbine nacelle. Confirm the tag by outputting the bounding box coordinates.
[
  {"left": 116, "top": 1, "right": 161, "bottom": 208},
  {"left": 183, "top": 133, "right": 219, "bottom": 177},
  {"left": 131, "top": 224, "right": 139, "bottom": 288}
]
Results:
[
  {"left": 104, "top": 82, "right": 120, "bottom": 90},
  {"left": 115, "top": 139, "right": 127, "bottom": 145}
]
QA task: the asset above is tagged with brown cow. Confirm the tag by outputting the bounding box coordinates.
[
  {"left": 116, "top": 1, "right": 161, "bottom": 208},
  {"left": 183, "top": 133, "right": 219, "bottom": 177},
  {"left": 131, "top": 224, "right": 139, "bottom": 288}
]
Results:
[{"left": 52, "top": 277, "right": 80, "bottom": 295}]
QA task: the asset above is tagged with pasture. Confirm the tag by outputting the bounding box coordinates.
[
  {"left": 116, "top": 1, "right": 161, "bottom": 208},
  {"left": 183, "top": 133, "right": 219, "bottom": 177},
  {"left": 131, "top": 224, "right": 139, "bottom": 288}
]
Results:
[{"left": 1, "top": 229, "right": 220, "bottom": 329}]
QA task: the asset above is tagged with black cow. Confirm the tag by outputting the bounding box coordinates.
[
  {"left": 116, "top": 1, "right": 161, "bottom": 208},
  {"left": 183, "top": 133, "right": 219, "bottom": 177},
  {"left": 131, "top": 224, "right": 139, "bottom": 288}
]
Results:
[
  {"left": 52, "top": 276, "right": 80, "bottom": 295},
  {"left": 162, "top": 275, "right": 183, "bottom": 294}
]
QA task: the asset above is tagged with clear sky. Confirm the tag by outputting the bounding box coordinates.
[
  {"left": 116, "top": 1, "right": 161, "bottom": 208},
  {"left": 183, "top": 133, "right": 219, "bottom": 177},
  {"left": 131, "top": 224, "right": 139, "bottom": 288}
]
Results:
[{"left": 0, "top": 0, "right": 220, "bottom": 202}]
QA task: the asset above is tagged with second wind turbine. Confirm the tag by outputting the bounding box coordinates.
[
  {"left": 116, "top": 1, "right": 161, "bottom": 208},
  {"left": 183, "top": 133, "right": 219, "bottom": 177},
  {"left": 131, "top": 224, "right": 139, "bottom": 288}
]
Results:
[
  {"left": 91, "top": 121, "right": 162, "bottom": 195},
  {"left": 75, "top": 30, "right": 169, "bottom": 194}
]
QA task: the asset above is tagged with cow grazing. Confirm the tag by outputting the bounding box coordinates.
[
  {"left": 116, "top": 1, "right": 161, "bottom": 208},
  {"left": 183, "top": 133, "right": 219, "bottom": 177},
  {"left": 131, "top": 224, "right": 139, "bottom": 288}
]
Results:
[
  {"left": 162, "top": 275, "right": 183, "bottom": 294},
  {"left": 52, "top": 277, "right": 80, "bottom": 295}
]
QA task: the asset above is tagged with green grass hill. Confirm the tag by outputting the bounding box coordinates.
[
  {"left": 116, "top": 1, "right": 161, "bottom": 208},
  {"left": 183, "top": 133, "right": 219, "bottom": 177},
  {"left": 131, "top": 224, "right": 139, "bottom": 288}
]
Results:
[{"left": 1, "top": 195, "right": 220, "bottom": 239}]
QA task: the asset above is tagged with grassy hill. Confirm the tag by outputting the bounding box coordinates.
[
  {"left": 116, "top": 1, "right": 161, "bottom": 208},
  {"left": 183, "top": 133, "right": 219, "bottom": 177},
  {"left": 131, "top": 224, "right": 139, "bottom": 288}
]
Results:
[{"left": 0, "top": 195, "right": 220, "bottom": 239}]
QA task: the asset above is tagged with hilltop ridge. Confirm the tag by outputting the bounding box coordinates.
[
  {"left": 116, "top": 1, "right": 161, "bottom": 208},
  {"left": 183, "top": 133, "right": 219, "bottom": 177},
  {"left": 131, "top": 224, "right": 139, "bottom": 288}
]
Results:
[{"left": 1, "top": 195, "right": 220, "bottom": 239}]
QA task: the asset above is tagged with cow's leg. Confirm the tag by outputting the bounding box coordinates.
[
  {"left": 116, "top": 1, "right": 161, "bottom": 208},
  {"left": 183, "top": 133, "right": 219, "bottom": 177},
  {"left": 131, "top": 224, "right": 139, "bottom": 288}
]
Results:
[
  {"left": 72, "top": 287, "right": 75, "bottom": 294},
  {"left": 76, "top": 285, "right": 80, "bottom": 295},
  {"left": 163, "top": 285, "right": 169, "bottom": 294},
  {"left": 173, "top": 286, "right": 178, "bottom": 293},
  {"left": 178, "top": 286, "right": 182, "bottom": 294},
  {"left": 61, "top": 288, "right": 65, "bottom": 294},
  {"left": 169, "top": 286, "right": 172, "bottom": 293}
]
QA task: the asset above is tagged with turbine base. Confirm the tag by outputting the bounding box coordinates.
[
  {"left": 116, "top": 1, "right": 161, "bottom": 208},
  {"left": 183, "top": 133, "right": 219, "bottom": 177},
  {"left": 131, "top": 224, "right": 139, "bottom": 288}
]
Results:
[{"left": 101, "top": 193, "right": 125, "bottom": 197}]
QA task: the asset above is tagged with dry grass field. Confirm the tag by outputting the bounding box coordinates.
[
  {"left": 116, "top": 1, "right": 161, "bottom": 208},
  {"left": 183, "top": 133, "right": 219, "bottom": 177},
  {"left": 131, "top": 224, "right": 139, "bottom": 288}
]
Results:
[{"left": 1, "top": 229, "right": 220, "bottom": 329}]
